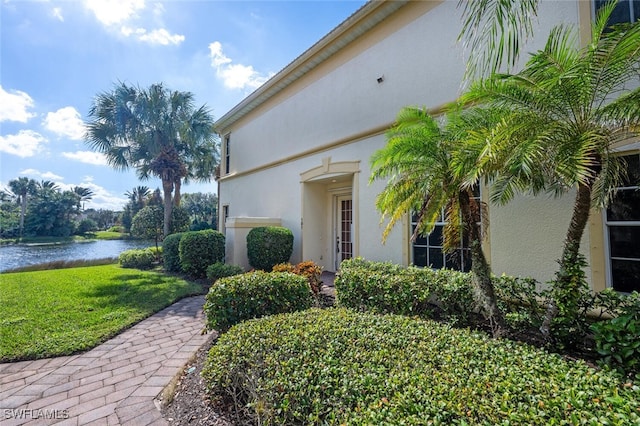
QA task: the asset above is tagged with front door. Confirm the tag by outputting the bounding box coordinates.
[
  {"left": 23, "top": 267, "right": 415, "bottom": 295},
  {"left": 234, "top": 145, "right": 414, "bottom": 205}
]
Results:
[{"left": 335, "top": 194, "right": 353, "bottom": 270}]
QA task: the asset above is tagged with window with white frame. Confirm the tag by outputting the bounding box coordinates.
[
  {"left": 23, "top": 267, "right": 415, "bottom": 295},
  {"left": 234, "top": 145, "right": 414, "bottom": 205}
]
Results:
[
  {"left": 605, "top": 153, "right": 640, "bottom": 293},
  {"left": 595, "top": 0, "right": 639, "bottom": 25},
  {"left": 224, "top": 134, "right": 231, "bottom": 175},
  {"left": 411, "top": 186, "right": 481, "bottom": 272}
]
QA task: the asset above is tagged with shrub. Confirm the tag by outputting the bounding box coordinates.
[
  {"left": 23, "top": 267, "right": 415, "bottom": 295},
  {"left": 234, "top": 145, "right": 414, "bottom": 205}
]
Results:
[
  {"left": 119, "top": 248, "right": 155, "bottom": 270},
  {"left": 274, "top": 261, "right": 323, "bottom": 296},
  {"left": 203, "top": 308, "right": 640, "bottom": 425},
  {"left": 107, "top": 225, "right": 124, "bottom": 233},
  {"left": 203, "top": 271, "right": 312, "bottom": 332},
  {"left": 179, "top": 230, "right": 225, "bottom": 278},
  {"left": 246, "top": 226, "right": 293, "bottom": 270},
  {"left": 162, "top": 232, "right": 185, "bottom": 272},
  {"left": 336, "top": 258, "right": 475, "bottom": 324},
  {"left": 206, "top": 262, "right": 244, "bottom": 282},
  {"left": 591, "top": 290, "right": 640, "bottom": 379},
  {"left": 493, "top": 274, "right": 545, "bottom": 329},
  {"left": 75, "top": 218, "right": 98, "bottom": 234}
]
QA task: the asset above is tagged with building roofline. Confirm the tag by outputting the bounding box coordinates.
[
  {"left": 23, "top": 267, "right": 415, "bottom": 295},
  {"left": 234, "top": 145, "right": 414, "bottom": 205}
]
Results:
[{"left": 214, "top": 0, "right": 409, "bottom": 132}]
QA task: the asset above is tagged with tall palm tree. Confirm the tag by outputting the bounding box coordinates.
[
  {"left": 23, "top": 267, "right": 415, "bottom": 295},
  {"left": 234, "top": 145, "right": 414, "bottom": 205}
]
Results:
[
  {"left": 370, "top": 106, "right": 505, "bottom": 333},
  {"left": 461, "top": 2, "right": 640, "bottom": 336},
  {"left": 8, "top": 177, "right": 37, "bottom": 237},
  {"left": 85, "top": 82, "right": 218, "bottom": 237}
]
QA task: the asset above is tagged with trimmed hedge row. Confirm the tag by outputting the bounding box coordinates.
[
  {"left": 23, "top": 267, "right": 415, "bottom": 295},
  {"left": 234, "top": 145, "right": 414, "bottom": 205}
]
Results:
[
  {"left": 204, "top": 271, "right": 313, "bottom": 332},
  {"left": 335, "top": 258, "right": 475, "bottom": 324},
  {"left": 203, "top": 308, "right": 640, "bottom": 425}
]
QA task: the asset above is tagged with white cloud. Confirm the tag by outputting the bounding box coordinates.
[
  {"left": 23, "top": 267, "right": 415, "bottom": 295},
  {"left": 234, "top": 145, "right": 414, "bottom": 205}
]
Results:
[
  {"left": 43, "top": 107, "right": 85, "bottom": 140},
  {"left": 84, "top": 0, "right": 144, "bottom": 26},
  {"left": 208, "top": 41, "right": 272, "bottom": 90},
  {"left": 81, "top": 182, "right": 128, "bottom": 210},
  {"left": 52, "top": 7, "right": 64, "bottom": 22},
  {"left": 0, "top": 131, "right": 47, "bottom": 157},
  {"left": 138, "top": 28, "right": 184, "bottom": 45},
  {"left": 121, "top": 26, "right": 184, "bottom": 45},
  {"left": 61, "top": 151, "right": 109, "bottom": 166},
  {"left": 18, "top": 169, "right": 64, "bottom": 181},
  {"left": 0, "top": 86, "right": 36, "bottom": 123}
]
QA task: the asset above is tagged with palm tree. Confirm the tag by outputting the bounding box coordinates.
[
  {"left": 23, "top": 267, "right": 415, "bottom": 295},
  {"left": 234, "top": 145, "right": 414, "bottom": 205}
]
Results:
[
  {"left": 125, "top": 186, "right": 151, "bottom": 213},
  {"left": 85, "top": 82, "right": 218, "bottom": 238},
  {"left": 370, "top": 106, "right": 505, "bottom": 333},
  {"left": 72, "top": 186, "right": 94, "bottom": 210},
  {"left": 457, "top": 0, "right": 540, "bottom": 80},
  {"left": 8, "top": 177, "right": 37, "bottom": 237},
  {"left": 461, "top": 2, "right": 640, "bottom": 336}
]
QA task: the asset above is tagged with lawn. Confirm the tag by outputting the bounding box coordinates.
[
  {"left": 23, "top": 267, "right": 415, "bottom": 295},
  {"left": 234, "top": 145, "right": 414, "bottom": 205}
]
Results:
[{"left": 0, "top": 264, "right": 204, "bottom": 362}]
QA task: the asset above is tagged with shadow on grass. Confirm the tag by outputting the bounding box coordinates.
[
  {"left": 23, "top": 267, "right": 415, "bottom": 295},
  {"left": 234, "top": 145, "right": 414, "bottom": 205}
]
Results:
[{"left": 81, "top": 271, "right": 206, "bottom": 318}]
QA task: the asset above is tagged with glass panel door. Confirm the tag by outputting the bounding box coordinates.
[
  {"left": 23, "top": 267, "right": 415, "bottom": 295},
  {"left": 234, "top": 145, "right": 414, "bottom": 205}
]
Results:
[{"left": 335, "top": 195, "right": 353, "bottom": 269}]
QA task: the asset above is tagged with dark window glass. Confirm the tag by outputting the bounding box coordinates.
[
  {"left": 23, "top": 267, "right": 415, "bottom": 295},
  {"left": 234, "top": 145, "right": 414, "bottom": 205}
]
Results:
[
  {"left": 413, "top": 246, "right": 427, "bottom": 267},
  {"left": 429, "top": 248, "right": 444, "bottom": 269},
  {"left": 596, "top": 0, "right": 632, "bottom": 25},
  {"left": 611, "top": 259, "right": 640, "bottom": 293},
  {"left": 606, "top": 189, "right": 640, "bottom": 221},
  {"left": 609, "top": 226, "right": 640, "bottom": 258},
  {"left": 224, "top": 135, "right": 230, "bottom": 174},
  {"left": 621, "top": 154, "right": 640, "bottom": 186},
  {"left": 428, "top": 225, "right": 443, "bottom": 246}
]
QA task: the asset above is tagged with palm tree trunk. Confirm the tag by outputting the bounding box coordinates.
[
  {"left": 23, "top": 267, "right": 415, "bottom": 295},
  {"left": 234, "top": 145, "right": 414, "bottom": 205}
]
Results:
[
  {"left": 173, "top": 179, "right": 182, "bottom": 207},
  {"left": 540, "top": 182, "right": 593, "bottom": 338},
  {"left": 162, "top": 179, "right": 174, "bottom": 239},
  {"left": 459, "top": 190, "right": 504, "bottom": 335}
]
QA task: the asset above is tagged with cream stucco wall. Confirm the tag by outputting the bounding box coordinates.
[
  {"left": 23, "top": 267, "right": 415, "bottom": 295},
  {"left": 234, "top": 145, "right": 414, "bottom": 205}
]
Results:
[
  {"left": 216, "top": 1, "right": 606, "bottom": 285},
  {"left": 489, "top": 191, "right": 592, "bottom": 289}
]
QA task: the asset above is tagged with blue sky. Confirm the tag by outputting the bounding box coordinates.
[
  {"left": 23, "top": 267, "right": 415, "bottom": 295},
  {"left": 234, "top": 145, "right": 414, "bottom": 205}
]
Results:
[{"left": 0, "top": 0, "right": 366, "bottom": 210}]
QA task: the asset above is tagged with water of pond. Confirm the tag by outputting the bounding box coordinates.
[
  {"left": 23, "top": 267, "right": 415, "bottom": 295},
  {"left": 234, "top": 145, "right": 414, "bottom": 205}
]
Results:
[{"left": 0, "top": 239, "right": 155, "bottom": 272}]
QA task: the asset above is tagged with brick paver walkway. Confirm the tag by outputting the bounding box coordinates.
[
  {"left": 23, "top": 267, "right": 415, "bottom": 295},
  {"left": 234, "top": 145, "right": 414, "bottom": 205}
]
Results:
[{"left": 0, "top": 296, "right": 211, "bottom": 425}]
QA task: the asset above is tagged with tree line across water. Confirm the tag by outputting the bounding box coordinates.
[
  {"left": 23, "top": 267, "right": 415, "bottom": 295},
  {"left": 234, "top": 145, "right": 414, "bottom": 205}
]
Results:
[{"left": 0, "top": 179, "right": 217, "bottom": 240}]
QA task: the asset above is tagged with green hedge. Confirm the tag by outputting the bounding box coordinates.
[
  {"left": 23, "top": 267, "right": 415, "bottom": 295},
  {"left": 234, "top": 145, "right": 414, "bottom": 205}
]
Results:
[
  {"left": 246, "top": 226, "right": 293, "bottom": 271},
  {"left": 206, "top": 262, "right": 244, "bottom": 282},
  {"left": 179, "top": 229, "right": 225, "bottom": 278},
  {"left": 203, "top": 271, "right": 313, "bottom": 332},
  {"left": 336, "top": 258, "right": 475, "bottom": 324},
  {"left": 119, "top": 248, "right": 155, "bottom": 270},
  {"left": 203, "top": 308, "right": 639, "bottom": 425},
  {"left": 162, "top": 232, "right": 185, "bottom": 272}
]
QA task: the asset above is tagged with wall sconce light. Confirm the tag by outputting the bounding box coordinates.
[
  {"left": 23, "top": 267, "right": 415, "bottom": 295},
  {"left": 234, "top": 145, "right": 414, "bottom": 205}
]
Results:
[{"left": 377, "top": 75, "right": 384, "bottom": 84}]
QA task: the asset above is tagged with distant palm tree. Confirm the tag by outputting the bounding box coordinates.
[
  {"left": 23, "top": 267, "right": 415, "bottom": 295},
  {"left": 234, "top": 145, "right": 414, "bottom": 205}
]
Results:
[
  {"left": 370, "top": 106, "right": 505, "bottom": 333},
  {"left": 85, "top": 83, "right": 218, "bottom": 237},
  {"left": 461, "top": 2, "right": 640, "bottom": 335},
  {"left": 37, "top": 180, "right": 59, "bottom": 193},
  {"left": 8, "top": 177, "right": 37, "bottom": 237},
  {"left": 124, "top": 186, "right": 151, "bottom": 214},
  {"left": 72, "top": 186, "right": 94, "bottom": 210}
]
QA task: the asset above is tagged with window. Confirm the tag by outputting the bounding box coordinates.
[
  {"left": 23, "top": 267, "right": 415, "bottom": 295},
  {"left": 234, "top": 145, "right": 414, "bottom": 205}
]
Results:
[
  {"left": 605, "top": 153, "right": 640, "bottom": 293},
  {"left": 595, "top": 0, "right": 640, "bottom": 25},
  {"left": 222, "top": 205, "right": 229, "bottom": 234},
  {"left": 224, "top": 134, "right": 231, "bottom": 175},
  {"left": 411, "top": 186, "right": 481, "bottom": 272}
]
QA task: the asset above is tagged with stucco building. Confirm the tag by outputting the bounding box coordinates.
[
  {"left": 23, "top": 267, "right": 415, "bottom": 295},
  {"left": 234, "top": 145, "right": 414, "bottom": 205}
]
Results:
[{"left": 215, "top": 0, "right": 639, "bottom": 294}]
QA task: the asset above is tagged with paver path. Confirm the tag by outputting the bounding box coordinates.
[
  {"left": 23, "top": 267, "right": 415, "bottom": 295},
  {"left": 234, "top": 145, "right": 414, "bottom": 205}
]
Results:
[{"left": 0, "top": 295, "right": 210, "bottom": 426}]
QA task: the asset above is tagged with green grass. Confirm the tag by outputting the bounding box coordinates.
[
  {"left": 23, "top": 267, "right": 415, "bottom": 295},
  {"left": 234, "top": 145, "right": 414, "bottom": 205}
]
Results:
[
  {"left": 0, "top": 264, "right": 204, "bottom": 362},
  {"left": 93, "top": 231, "right": 131, "bottom": 240}
]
